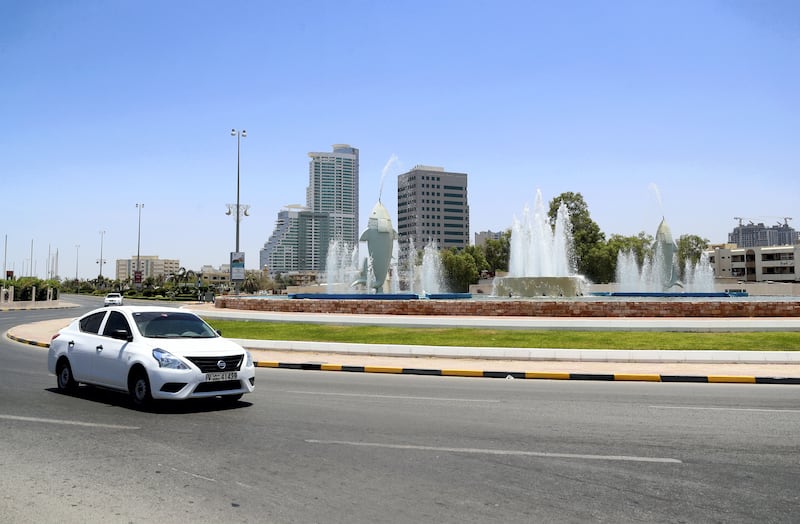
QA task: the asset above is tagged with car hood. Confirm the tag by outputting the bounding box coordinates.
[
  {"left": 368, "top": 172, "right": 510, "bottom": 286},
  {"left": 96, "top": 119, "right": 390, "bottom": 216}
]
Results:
[{"left": 147, "top": 337, "right": 246, "bottom": 356}]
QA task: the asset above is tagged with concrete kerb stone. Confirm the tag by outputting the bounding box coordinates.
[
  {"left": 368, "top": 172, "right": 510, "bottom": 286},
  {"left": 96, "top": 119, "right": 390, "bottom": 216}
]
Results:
[
  {"left": 226, "top": 338, "right": 800, "bottom": 365},
  {"left": 4, "top": 301, "right": 800, "bottom": 384}
]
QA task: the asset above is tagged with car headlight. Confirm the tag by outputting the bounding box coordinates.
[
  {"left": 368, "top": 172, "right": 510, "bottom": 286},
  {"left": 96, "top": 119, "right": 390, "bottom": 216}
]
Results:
[
  {"left": 152, "top": 348, "right": 189, "bottom": 370},
  {"left": 245, "top": 351, "right": 254, "bottom": 367}
]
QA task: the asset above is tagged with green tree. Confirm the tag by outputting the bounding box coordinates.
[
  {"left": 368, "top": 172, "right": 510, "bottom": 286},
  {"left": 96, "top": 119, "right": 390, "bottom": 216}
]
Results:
[
  {"left": 461, "top": 245, "right": 490, "bottom": 275},
  {"left": 581, "top": 242, "right": 616, "bottom": 284},
  {"left": 440, "top": 248, "right": 479, "bottom": 293},
  {"left": 677, "top": 234, "right": 710, "bottom": 279},
  {"left": 547, "top": 192, "right": 605, "bottom": 281},
  {"left": 596, "top": 232, "right": 655, "bottom": 283},
  {"left": 4, "top": 276, "right": 60, "bottom": 301},
  {"left": 609, "top": 232, "right": 654, "bottom": 265},
  {"left": 239, "top": 270, "right": 276, "bottom": 293},
  {"left": 482, "top": 231, "right": 510, "bottom": 274}
]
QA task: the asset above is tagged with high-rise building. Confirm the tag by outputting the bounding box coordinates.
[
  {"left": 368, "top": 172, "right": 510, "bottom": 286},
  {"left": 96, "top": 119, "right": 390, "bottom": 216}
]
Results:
[
  {"left": 260, "top": 205, "right": 304, "bottom": 273},
  {"left": 397, "top": 165, "right": 469, "bottom": 258},
  {"left": 307, "top": 144, "right": 359, "bottom": 247},
  {"left": 260, "top": 144, "right": 359, "bottom": 275},
  {"left": 728, "top": 220, "right": 798, "bottom": 247}
]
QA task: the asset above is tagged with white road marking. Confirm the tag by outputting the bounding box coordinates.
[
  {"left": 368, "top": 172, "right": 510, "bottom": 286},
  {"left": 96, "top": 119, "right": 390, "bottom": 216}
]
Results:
[
  {"left": 0, "top": 414, "right": 140, "bottom": 430},
  {"left": 287, "top": 390, "right": 500, "bottom": 402},
  {"left": 170, "top": 467, "right": 216, "bottom": 482},
  {"left": 305, "top": 439, "right": 682, "bottom": 464},
  {"left": 650, "top": 405, "right": 800, "bottom": 414}
]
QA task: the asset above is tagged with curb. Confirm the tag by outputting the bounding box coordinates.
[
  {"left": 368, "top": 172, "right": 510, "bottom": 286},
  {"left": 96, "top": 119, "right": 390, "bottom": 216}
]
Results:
[
  {"left": 254, "top": 361, "right": 800, "bottom": 385},
  {"left": 234, "top": 339, "right": 800, "bottom": 365},
  {"left": 0, "top": 304, "right": 77, "bottom": 312},
  {"left": 7, "top": 328, "right": 800, "bottom": 386},
  {"left": 5, "top": 332, "right": 49, "bottom": 348}
]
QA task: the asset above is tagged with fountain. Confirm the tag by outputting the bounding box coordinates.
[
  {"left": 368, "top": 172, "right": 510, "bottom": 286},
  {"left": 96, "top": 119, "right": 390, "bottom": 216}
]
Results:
[
  {"left": 325, "top": 239, "right": 362, "bottom": 293},
  {"left": 397, "top": 239, "right": 448, "bottom": 296},
  {"left": 318, "top": 235, "right": 449, "bottom": 298},
  {"left": 614, "top": 217, "right": 718, "bottom": 296},
  {"left": 307, "top": 154, "right": 450, "bottom": 299},
  {"left": 219, "top": 182, "right": 794, "bottom": 314},
  {"left": 492, "top": 189, "right": 587, "bottom": 297}
]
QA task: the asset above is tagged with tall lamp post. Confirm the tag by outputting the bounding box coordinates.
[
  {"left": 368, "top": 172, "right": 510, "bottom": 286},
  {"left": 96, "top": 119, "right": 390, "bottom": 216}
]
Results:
[
  {"left": 227, "top": 129, "right": 248, "bottom": 293},
  {"left": 228, "top": 129, "right": 247, "bottom": 252},
  {"left": 135, "top": 203, "right": 144, "bottom": 288},
  {"left": 97, "top": 230, "right": 106, "bottom": 282},
  {"left": 75, "top": 244, "right": 80, "bottom": 292}
]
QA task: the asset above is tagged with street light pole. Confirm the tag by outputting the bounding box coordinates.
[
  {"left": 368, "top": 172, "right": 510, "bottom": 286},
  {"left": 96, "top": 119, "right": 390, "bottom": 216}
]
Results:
[
  {"left": 97, "top": 230, "right": 106, "bottom": 281},
  {"left": 75, "top": 244, "right": 79, "bottom": 289},
  {"left": 231, "top": 129, "right": 246, "bottom": 252},
  {"left": 226, "top": 129, "right": 248, "bottom": 295},
  {"left": 136, "top": 203, "right": 144, "bottom": 287}
]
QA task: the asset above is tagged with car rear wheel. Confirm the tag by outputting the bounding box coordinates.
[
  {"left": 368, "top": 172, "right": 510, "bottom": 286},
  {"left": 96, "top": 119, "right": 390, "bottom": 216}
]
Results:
[
  {"left": 129, "top": 370, "right": 152, "bottom": 408},
  {"left": 56, "top": 359, "right": 78, "bottom": 392}
]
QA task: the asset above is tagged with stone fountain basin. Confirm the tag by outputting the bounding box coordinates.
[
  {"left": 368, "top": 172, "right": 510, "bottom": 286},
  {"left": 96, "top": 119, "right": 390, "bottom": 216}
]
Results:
[{"left": 492, "top": 276, "right": 587, "bottom": 297}]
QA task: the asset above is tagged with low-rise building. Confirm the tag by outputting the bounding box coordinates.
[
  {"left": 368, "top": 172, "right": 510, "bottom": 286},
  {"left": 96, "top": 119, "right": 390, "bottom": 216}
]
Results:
[
  {"left": 116, "top": 256, "right": 180, "bottom": 282},
  {"left": 709, "top": 244, "right": 798, "bottom": 282},
  {"left": 474, "top": 230, "right": 504, "bottom": 247},
  {"left": 198, "top": 264, "right": 231, "bottom": 288}
]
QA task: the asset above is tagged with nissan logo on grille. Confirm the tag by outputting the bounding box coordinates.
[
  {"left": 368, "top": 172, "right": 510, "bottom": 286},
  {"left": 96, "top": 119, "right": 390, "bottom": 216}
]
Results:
[{"left": 216, "top": 360, "right": 227, "bottom": 370}]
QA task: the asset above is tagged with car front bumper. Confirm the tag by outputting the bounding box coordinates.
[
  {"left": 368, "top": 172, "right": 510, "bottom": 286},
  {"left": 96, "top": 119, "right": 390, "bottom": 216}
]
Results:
[{"left": 148, "top": 365, "right": 256, "bottom": 400}]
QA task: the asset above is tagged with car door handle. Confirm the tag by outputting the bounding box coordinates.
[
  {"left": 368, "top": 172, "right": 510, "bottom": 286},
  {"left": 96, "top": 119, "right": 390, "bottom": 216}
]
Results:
[
  {"left": 96, "top": 345, "right": 103, "bottom": 352},
  {"left": 68, "top": 341, "right": 75, "bottom": 348}
]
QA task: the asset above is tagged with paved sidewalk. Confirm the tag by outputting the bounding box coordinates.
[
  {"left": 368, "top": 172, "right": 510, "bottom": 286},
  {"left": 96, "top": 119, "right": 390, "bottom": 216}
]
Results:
[{"left": 5, "top": 303, "right": 800, "bottom": 383}]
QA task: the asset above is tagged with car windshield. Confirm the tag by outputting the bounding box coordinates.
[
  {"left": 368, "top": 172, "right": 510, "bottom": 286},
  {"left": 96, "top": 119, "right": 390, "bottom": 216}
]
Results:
[{"left": 133, "top": 311, "right": 218, "bottom": 339}]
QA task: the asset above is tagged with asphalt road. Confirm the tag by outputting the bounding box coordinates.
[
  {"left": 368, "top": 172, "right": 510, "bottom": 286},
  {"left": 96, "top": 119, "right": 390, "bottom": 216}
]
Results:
[{"left": 2, "top": 301, "right": 799, "bottom": 523}]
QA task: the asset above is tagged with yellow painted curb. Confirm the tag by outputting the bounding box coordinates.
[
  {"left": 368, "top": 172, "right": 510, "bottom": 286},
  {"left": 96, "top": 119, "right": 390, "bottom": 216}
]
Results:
[
  {"left": 525, "top": 371, "right": 570, "bottom": 380},
  {"left": 614, "top": 373, "right": 662, "bottom": 382},
  {"left": 442, "top": 369, "right": 484, "bottom": 377},
  {"left": 364, "top": 366, "right": 403, "bottom": 374},
  {"left": 707, "top": 375, "right": 756, "bottom": 384}
]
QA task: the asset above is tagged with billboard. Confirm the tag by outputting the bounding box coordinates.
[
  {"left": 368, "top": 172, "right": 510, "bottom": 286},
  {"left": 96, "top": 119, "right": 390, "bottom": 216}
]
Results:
[{"left": 230, "top": 252, "right": 245, "bottom": 282}]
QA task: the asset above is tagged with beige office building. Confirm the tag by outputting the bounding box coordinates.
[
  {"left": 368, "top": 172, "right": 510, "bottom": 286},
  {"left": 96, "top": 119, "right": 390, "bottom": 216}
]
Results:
[{"left": 116, "top": 256, "right": 180, "bottom": 282}]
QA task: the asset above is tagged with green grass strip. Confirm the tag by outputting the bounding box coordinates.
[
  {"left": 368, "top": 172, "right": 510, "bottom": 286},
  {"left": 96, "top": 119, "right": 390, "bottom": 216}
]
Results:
[{"left": 205, "top": 319, "right": 800, "bottom": 351}]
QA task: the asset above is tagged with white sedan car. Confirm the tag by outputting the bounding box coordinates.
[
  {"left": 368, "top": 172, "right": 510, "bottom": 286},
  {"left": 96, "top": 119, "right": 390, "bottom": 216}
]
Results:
[
  {"left": 48, "top": 306, "right": 255, "bottom": 408},
  {"left": 104, "top": 292, "right": 123, "bottom": 306}
]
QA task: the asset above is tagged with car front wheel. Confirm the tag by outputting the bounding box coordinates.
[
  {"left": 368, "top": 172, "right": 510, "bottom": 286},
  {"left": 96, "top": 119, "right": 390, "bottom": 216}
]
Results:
[
  {"left": 56, "top": 359, "right": 78, "bottom": 392},
  {"left": 129, "top": 370, "right": 152, "bottom": 408}
]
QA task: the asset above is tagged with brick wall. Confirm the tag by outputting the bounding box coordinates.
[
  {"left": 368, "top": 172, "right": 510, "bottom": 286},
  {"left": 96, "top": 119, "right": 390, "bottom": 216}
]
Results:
[{"left": 216, "top": 297, "right": 800, "bottom": 317}]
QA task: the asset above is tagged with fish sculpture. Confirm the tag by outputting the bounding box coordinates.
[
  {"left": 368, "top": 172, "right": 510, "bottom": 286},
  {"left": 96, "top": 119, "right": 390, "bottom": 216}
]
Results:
[
  {"left": 654, "top": 217, "right": 683, "bottom": 290},
  {"left": 356, "top": 200, "right": 397, "bottom": 292}
]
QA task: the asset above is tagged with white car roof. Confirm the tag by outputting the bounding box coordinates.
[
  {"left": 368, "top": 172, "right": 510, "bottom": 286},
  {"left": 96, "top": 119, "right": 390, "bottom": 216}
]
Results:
[{"left": 92, "top": 305, "right": 193, "bottom": 315}]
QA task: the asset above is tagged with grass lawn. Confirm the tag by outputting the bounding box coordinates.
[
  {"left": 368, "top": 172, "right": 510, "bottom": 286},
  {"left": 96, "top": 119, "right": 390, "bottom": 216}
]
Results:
[{"left": 204, "top": 320, "right": 800, "bottom": 351}]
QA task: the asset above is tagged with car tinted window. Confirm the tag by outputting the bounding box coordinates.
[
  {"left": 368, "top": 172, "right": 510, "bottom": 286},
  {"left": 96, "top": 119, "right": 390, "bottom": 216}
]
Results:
[
  {"left": 79, "top": 312, "right": 106, "bottom": 334},
  {"left": 103, "top": 311, "right": 131, "bottom": 338},
  {"left": 133, "top": 311, "right": 217, "bottom": 339}
]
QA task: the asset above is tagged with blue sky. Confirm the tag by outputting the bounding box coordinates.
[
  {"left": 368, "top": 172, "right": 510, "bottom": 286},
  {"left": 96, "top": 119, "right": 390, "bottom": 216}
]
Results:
[{"left": 2, "top": 1, "right": 798, "bottom": 279}]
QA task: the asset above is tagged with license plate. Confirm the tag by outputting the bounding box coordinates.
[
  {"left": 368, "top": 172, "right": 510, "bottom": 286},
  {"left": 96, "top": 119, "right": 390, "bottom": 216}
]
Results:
[{"left": 206, "top": 371, "right": 238, "bottom": 382}]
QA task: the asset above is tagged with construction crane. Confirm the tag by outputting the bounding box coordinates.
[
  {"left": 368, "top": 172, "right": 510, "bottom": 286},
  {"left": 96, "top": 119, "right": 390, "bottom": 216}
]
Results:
[{"left": 734, "top": 216, "right": 792, "bottom": 227}]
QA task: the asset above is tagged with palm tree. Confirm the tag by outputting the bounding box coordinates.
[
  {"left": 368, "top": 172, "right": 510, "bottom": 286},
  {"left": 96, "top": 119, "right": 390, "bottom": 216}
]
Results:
[{"left": 243, "top": 271, "right": 260, "bottom": 293}]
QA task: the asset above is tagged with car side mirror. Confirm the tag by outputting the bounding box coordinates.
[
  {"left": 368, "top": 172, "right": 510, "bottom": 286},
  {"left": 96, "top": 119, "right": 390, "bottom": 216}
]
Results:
[
  {"left": 216, "top": 329, "right": 222, "bottom": 336},
  {"left": 111, "top": 329, "right": 133, "bottom": 342}
]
